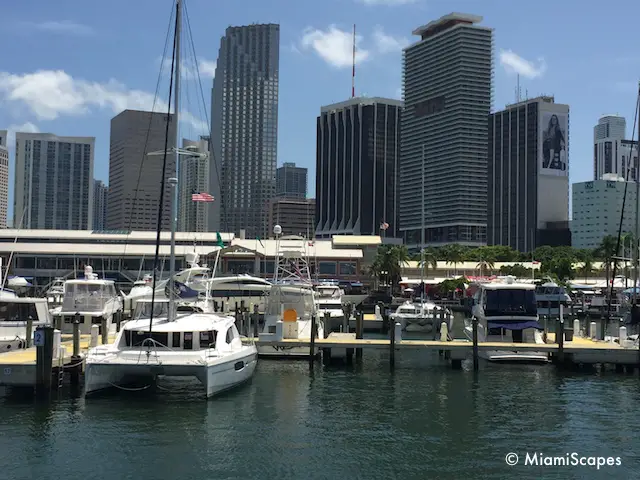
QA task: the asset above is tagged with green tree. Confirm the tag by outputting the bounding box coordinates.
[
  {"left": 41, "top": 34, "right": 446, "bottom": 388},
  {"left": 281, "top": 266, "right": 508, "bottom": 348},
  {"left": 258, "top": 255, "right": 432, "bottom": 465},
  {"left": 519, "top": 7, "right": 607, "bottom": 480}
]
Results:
[
  {"left": 371, "top": 245, "right": 409, "bottom": 293},
  {"left": 595, "top": 235, "right": 618, "bottom": 287},
  {"left": 441, "top": 244, "right": 465, "bottom": 275}
]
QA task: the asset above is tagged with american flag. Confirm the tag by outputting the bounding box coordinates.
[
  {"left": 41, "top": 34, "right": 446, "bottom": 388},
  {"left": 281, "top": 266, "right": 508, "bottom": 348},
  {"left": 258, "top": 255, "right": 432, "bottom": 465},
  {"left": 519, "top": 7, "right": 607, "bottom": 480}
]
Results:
[
  {"left": 379, "top": 222, "right": 389, "bottom": 230},
  {"left": 191, "top": 192, "right": 214, "bottom": 202}
]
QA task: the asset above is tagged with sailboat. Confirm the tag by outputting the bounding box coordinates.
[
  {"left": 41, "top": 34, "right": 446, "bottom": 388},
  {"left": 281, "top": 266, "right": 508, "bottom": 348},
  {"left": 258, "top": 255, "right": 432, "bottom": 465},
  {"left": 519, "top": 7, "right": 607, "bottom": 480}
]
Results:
[{"left": 84, "top": 0, "right": 257, "bottom": 397}]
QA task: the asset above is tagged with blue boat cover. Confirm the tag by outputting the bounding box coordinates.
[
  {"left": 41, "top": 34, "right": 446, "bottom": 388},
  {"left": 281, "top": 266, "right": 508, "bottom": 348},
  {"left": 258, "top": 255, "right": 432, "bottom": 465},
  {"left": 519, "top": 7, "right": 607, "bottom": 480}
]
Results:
[{"left": 488, "top": 320, "right": 543, "bottom": 330}]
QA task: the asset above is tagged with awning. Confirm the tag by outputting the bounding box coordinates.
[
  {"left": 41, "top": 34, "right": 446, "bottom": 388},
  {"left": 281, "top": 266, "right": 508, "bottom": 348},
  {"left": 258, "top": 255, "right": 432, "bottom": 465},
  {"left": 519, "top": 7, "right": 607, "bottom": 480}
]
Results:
[{"left": 488, "top": 320, "right": 544, "bottom": 330}]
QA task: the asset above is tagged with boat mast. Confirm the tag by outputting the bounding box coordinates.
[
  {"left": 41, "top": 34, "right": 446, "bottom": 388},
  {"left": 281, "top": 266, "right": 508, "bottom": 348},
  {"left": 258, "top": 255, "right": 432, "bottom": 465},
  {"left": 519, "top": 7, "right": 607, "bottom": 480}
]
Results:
[
  {"left": 168, "top": 0, "right": 181, "bottom": 320},
  {"left": 634, "top": 81, "right": 640, "bottom": 306},
  {"left": 420, "top": 144, "right": 425, "bottom": 310}
]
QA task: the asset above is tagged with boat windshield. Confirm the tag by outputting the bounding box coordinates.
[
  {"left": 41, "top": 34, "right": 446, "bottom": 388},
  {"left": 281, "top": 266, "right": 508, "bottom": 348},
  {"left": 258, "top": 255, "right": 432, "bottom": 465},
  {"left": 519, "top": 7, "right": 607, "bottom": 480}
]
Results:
[
  {"left": 0, "top": 302, "right": 39, "bottom": 321},
  {"left": 485, "top": 289, "right": 537, "bottom": 316},
  {"left": 318, "top": 302, "right": 342, "bottom": 310}
]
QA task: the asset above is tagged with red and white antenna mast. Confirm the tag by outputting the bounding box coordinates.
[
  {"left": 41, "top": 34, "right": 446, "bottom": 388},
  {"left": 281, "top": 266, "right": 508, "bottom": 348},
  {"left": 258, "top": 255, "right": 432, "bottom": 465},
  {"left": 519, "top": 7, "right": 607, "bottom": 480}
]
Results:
[{"left": 351, "top": 24, "right": 356, "bottom": 98}]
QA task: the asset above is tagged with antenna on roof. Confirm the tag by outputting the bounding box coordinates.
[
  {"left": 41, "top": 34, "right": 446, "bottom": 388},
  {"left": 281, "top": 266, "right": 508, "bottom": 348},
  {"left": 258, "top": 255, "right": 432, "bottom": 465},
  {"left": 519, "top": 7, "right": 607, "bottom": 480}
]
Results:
[
  {"left": 515, "top": 74, "right": 521, "bottom": 102},
  {"left": 352, "top": 24, "right": 356, "bottom": 98}
]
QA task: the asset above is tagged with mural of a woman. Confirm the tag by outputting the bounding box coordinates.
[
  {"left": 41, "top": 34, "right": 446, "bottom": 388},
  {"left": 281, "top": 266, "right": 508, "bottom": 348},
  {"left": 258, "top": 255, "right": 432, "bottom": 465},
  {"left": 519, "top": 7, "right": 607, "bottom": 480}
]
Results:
[{"left": 542, "top": 114, "right": 566, "bottom": 170}]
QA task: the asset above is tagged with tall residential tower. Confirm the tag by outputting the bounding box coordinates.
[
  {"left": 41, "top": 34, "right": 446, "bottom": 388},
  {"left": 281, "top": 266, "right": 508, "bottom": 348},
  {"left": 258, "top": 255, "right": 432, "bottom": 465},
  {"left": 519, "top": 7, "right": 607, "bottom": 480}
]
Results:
[
  {"left": 93, "top": 179, "right": 108, "bottom": 231},
  {"left": 593, "top": 115, "right": 638, "bottom": 181},
  {"left": 400, "top": 13, "right": 493, "bottom": 247},
  {"left": 14, "top": 132, "right": 94, "bottom": 230},
  {"left": 210, "top": 24, "right": 280, "bottom": 238},
  {"left": 276, "top": 162, "right": 307, "bottom": 198},
  {"left": 179, "top": 136, "right": 210, "bottom": 232},
  {"left": 0, "top": 131, "right": 8, "bottom": 228}
]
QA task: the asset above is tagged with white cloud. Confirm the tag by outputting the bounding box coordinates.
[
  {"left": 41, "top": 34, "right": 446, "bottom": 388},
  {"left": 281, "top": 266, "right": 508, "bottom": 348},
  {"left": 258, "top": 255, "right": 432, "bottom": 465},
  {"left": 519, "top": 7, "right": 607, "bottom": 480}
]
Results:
[
  {"left": 0, "top": 70, "right": 207, "bottom": 131},
  {"left": 373, "top": 26, "right": 409, "bottom": 53},
  {"left": 158, "top": 57, "right": 217, "bottom": 79},
  {"left": 356, "top": 0, "right": 417, "bottom": 5},
  {"left": 5, "top": 122, "right": 39, "bottom": 147},
  {"left": 499, "top": 49, "right": 546, "bottom": 79},
  {"left": 21, "top": 20, "right": 94, "bottom": 36},
  {"left": 299, "top": 25, "right": 369, "bottom": 68}
]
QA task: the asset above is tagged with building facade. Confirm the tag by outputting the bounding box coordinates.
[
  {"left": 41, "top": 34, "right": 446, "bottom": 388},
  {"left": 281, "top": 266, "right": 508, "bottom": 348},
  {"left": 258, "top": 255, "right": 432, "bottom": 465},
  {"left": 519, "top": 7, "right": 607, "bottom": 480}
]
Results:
[
  {"left": 276, "top": 162, "right": 307, "bottom": 198},
  {"left": 107, "top": 110, "right": 176, "bottom": 231},
  {"left": 0, "top": 130, "right": 8, "bottom": 228},
  {"left": 14, "top": 132, "right": 94, "bottom": 230},
  {"left": 268, "top": 197, "right": 315, "bottom": 238},
  {"left": 210, "top": 24, "right": 280, "bottom": 238},
  {"left": 488, "top": 96, "right": 571, "bottom": 251},
  {"left": 571, "top": 174, "right": 637, "bottom": 249},
  {"left": 93, "top": 180, "right": 108, "bottom": 230},
  {"left": 592, "top": 115, "right": 639, "bottom": 181},
  {"left": 400, "top": 13, "right": 493, "bottom": 247},
  {"left": 179, "top": 136, "right": 210, "bottom": 232},
  {"left": 315, "top": 97, "right": 401, "bottom": 238}
]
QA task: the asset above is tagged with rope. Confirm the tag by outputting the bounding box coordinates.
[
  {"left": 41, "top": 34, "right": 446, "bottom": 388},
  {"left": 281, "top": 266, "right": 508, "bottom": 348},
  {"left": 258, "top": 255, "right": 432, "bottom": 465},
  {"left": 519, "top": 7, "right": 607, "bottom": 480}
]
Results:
[
  {"left": 108, "top": 382, "right": 151, "bottom": 392},
  {"left": 62, "top": 358, "right": 85, "bottom": 369}
]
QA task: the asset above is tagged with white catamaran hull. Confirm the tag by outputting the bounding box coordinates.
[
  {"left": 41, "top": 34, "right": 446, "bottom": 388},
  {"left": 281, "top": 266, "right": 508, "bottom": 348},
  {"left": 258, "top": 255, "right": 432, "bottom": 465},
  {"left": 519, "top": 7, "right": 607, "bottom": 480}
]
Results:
[
  {"left": 85, "top": 348, "right": 257, "bottom": 397},
  {"left": 463, "top": 326, "right": 549, "bottom": 363}
]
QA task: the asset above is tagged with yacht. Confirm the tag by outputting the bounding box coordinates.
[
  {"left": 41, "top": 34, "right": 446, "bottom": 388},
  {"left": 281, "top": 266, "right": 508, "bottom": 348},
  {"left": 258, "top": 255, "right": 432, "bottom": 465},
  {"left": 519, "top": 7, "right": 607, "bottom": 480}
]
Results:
[
  {"left": 463, "top": 277, "right": 548, "bottom": 363},
  {"left": 391, "top": 300, "right": 453, "bottom": 337},
  {"left": 206, "top": 275, "right": 272, "bottom": 313},
  {"left": 123, "top": 274, "right": 154, "bottom": 315},
  {"left": 314, "top": 282, "right": 345, "bottom": 331},
  {"left": 84, "top": 299, "right": 257, "bottom": 397},
  {"left": 0, "top": 297, "right": 52, "bottom": 351},
  {"left": 257, "top": 230, "right": 324, "bottom": 357},
  {"left": 535, "top": 281, "right": 572, "bottom": 317},
  {"left": 45, "top": 278, "right": 66, "bottom": 312},
  {"left": 52, "top": 266, "right": 124, "bottom": 336}
]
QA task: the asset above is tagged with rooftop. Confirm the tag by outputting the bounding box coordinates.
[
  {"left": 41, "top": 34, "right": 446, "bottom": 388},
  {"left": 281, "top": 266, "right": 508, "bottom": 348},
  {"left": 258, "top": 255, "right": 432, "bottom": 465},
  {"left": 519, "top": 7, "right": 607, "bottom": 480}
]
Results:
[
  {"left": 412, "top": 12, "right": 483, "bottom": 39},
  {"left": 321, "top": 96, "right": 403, "bottom": 113}
]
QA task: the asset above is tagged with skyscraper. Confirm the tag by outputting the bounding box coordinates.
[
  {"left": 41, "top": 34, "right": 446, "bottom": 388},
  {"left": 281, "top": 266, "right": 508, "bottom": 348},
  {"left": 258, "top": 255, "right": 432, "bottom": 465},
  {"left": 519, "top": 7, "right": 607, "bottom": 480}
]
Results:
[
  {"left": 107, "top": 110, "right": 176, "bottom": 231},
  {"left": 210, "top": 23, "right": 280, "bottom": 238},
  {"left": 593, "top": 115, "right": 638, "bottom": 181},
  {"left": 400, "top": 13, "right": 493, "bottom": 247},
  {"left": 14, "top": 132, "right": 94, "bottom": 230},
  {"left": 488, "top": 96, "right": 571, "bottom": 251},
  {"left": 276, "top": 162, "right": 307, "bottom": 198},
  {"left": 315, "top": 97, "right": 402, "bottom": 238},
  {"left": 0, "top": 130, "right": 8, "bottom": 228},
  {"left": 179, "top": 136, "right": 210, "bottom": 232},
  {"left": 93, "top": 179, "right": 108, "bottom": 231}
]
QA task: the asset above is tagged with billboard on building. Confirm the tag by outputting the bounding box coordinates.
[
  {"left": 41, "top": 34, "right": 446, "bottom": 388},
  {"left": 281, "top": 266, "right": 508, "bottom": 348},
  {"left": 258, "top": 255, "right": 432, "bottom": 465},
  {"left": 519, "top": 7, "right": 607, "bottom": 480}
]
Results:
[{"left": 540, "top": 111, "right": 568, "bottom": 176}]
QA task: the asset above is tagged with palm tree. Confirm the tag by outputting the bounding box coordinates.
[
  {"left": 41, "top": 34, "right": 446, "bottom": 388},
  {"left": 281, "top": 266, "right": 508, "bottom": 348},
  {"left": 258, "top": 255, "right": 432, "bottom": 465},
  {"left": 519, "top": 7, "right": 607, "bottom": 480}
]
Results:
[
  {"left": 372, "top": 245, "right": 409, "bottom": 294},
  {"left": 441, "top": 244, "right": 465, "bottom": 276},
  {"left": 417, "top": 247, "right": 438, "bottom": 277},
  {"left": 595, "top": 235, "right": 618, "bottom": 288},
  {"left": 576, "top": 252, "right": 596, "bottom": 284},
  {"left": 476, "top": 259, "right": 495, "bottom": 277}
]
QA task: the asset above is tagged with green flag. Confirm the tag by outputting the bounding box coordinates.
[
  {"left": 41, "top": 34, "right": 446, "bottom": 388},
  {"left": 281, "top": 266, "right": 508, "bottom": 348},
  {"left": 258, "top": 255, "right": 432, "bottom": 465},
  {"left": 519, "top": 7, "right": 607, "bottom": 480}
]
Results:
[{"left": 216, "top": 232, "right": 224, "bottom": 248}]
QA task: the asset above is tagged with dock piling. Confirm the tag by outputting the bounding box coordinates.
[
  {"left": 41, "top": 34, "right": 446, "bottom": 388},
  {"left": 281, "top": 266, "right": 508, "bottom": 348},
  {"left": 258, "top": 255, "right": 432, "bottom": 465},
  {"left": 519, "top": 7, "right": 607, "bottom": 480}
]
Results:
[
  {"left": 355, "top": 311, "right": 363, "bottom": 361},
  {"left": 389, "top": 319, "right": 396, "bottom": 369},
  {"left": 590, "top": 321, "right": 597, "bottom": 339},
  {"left": 573, "top": 318, "right": 581, "bottom": 338},
  {"left": 557, "top": 317, "right": 565, "bottom": 365},
  {"left": 101, "top": 317, "right": 108, "bottom": 345},
  {"left": 310, "top": 314, "right": 317, "bottom": 369},
  {"left": 25, "top": 317, "right": 33, "bottom": 348},
  {"left": 324, "top": 311, "right": 330, "bottom": 338},
  {"left": 252, "top": 304, "right": 259, "bottom": 339},
  {"left": 35, "top": 326, "right": 54, "bottom": 397},
  {"left": 71, "top": 320, "right": 82, "bottom": 386},
  {"left": 242, "top": 311, "right": 250, "bottom": 337},
  {"left": 472, "top": 317, "right": 479, "bottom": 371}
]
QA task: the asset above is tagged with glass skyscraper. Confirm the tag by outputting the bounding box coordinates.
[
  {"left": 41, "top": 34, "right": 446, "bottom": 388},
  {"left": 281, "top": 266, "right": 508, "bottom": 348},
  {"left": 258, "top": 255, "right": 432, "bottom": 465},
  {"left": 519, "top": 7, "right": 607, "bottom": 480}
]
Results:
[{"left": 210, "top": 24, "right": 280, "bottom": 238}]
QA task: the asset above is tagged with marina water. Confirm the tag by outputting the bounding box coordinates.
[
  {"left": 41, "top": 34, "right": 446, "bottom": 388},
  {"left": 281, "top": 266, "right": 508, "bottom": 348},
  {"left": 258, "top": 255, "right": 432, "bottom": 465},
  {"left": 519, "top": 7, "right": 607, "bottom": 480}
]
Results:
[{"left": 1, "top": 320, "right": 639, "bottom": 479}]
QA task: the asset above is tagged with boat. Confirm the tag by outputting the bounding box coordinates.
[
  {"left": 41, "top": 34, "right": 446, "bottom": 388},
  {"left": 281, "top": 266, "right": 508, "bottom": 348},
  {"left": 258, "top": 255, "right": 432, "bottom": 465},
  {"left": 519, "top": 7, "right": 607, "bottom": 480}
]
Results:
[
  {"left": 314, "top": 282, "right": 345, "bottom": 331},
  {"left": 85, "top": 0, "right": 257, "bottom": 398},
  {"left": 463, "top": 276, "right": 548, "bottom": 363},
  {"left": 206, "top": 274, "right": 271, "bottom": 313},
  {"left": 45, "top": 277, "right": 66, "bottom": 312},
  {"left": 0, "top": 297, "right": 52, "bottom": 351},
  {"left": 52, "top": 265, "right": 124, "bottom": 335},
  {"left": 258, "top": 227, "right": 324, "bottom": 357},
  {"left": 535, "top": 280, "right": 572, "bottom": 317},
  {"left": 391, "top": 299, "right": 453, "bottom": 336}
]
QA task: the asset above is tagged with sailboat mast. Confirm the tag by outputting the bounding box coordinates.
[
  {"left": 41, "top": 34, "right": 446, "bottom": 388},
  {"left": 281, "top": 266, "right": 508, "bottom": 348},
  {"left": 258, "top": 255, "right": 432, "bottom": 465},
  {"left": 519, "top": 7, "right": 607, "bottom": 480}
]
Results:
[
  {"left": 420, "top": 144, "right": 425, "bottom": 305},
  {"left": 634, "top": 81, "right": 640, "bottom": 305},
  {"left": 168, "top": 0, "right": 181, "bottom": 319}
]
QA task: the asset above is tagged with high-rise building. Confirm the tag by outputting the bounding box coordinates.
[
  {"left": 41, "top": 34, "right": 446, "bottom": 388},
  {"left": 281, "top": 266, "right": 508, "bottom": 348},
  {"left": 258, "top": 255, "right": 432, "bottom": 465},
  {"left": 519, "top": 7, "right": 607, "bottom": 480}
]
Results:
[
  {"left": 268, "top": 197, "right": 315, "bottom": 238},
  {"left": 571, "top": 174, "right": 637, "bottom": 249},
  {"left": 400, "top": 13, "right": 493, "bottom": 247},
  {"left": 179, "top": 136, "right": 210, "bottom": 232},
  {"left": 593, "top": 115, "right": 638, "bottom": 181},
  {"left": 14, "top": 132, "right": 94, "bottom": 230},
  {"left": 210, "top": 24, "right": 280, "bottom": 238},
  {"left": 107, "top": 110, "right": 176, "bottom": 231},
  {"left": 276, "top": 162, "right": 307, "bottom": 198},
  {"left": 93, "top": 180, "right": 108, "bottom": 231},
  {"left": 488, "top": 96, "right": 571, "bottom": 251},
  {"left": 315, "top": 97, "right": 402, "bottom": 238},
  {"left": 0, "top": 130, "right": 8, "bottom": 228}
]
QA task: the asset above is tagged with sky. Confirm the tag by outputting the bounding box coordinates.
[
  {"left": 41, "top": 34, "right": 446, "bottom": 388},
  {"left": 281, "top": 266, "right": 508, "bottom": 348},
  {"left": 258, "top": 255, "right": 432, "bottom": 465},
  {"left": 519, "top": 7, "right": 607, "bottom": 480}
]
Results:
[{"left": 1, "top": 0, "right": 639, "bottom": 223}]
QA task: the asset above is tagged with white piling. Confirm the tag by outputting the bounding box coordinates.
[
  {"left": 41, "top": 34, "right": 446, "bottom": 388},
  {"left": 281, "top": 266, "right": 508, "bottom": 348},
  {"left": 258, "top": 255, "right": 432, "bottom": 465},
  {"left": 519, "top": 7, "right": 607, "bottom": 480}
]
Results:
[
  {"left": 619, "top": 326, "right": 628, "bottom": 343},
  {"left": 394, "top": 322, "right": 402, "bottom": 343},
  {"left": 589, "top": 321, "right": 597, "bottom": 339},
  {"left": 275, "top": 320, "right": 284, "bottom": 341},
  {"left": 573, "top": 319, "right": 581, "bottom": 337},
  {"left": 90, "top": 324, "right": 99, "bottom": 347},
  {"left": 440, "top": 322, "right": 448, "bottom": 342}
]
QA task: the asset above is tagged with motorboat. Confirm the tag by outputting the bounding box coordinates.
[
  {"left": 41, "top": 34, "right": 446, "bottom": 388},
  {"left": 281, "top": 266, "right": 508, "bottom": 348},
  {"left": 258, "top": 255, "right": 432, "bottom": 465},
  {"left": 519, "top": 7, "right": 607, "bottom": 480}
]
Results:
[
  {"left": 123, "top": 274, "right": 154, "bottom": 315},
  {"left": 535, "top": 281, "right": 572, "bottom": 317},
  {"left": 391, "top": 300, "right": 453, "bottom": 337},
  {"left": 206, "top": 274, "right": 271, "bottom": 313},
  {"left": 314, "top": 282, "right": 344, "bottom": 331},
  {"left": 257, "top": 229, "right": 324, "bottom": 358},
  {"left": 463, "top": 276, "right": 548, "bottom": 363},
  {"left": 84, "top": 299, "right": 257, "bottom": 397},
  {"left": 52, "top": 265, "right": 124, "bottom": 336},
  {"left": 0, "top": 297, "right": 52, "bottom": 351},
  {"left": 45, "top": 278, "right": 66, "bottom": 312}
]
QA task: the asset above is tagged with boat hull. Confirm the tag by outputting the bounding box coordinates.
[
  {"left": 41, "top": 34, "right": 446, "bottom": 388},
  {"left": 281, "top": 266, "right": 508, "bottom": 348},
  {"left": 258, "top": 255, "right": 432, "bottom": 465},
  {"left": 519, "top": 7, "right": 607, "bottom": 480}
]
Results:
[
  {"left": 463, "top": 326, "right": 549, "bottom": 363},
  {"left": 85, "top": 348, "right": 257, "bottom": 398},
  {"left": 257, "top": 345, "right": 320, "bottom": 358}
]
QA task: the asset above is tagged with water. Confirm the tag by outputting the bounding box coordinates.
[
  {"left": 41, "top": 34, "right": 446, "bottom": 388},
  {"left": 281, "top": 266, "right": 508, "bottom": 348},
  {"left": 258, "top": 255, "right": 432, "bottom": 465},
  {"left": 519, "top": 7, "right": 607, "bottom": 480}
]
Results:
[{"left": 1, "top": 352, "right": 639, "bottom": 480}]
